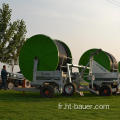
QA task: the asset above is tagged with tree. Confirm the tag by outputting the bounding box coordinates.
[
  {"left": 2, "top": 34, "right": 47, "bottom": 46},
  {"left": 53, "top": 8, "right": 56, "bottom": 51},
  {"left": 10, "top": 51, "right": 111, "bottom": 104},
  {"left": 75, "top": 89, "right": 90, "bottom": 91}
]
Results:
[{"left": 0, "top": 3, "right": 27, "bottom": 66}]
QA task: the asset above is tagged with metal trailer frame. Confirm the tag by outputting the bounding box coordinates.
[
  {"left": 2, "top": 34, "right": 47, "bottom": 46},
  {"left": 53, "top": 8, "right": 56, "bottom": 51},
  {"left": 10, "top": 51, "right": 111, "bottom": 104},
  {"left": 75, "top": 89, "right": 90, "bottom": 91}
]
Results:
[
  {"left": 13, "top": 49, "right": 120, "bottom": 96},
  {"left": 13, "top": 58, "right": 91, "bottom": 96}
]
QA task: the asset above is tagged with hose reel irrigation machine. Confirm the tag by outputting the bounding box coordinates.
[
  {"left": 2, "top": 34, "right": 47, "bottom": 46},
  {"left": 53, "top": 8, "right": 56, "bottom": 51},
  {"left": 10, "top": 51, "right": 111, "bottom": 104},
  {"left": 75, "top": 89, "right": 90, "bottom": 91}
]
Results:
[{"left": 15, "top": 34, "right": 120, "bottom": 97}]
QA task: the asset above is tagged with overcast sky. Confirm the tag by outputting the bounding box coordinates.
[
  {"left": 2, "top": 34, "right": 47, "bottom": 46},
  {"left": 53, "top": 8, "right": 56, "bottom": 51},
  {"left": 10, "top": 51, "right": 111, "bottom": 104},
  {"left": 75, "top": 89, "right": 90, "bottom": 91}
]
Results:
[{"left": 1, "top": 0, "right": 120, "bottom": 66}]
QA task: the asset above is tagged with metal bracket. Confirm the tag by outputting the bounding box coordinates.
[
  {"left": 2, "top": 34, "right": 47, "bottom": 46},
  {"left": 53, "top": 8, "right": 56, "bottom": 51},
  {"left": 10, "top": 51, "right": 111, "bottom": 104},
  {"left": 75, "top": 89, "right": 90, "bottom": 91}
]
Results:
[{"left": 33, "top": 57, "right": 38, "bottom": 81}]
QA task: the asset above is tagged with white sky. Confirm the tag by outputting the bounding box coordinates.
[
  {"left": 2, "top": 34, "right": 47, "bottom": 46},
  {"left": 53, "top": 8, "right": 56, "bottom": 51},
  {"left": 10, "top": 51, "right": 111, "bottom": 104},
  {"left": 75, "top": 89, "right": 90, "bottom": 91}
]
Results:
[{"left": 1, "top": 0, "right": 120, "bottom": 67}]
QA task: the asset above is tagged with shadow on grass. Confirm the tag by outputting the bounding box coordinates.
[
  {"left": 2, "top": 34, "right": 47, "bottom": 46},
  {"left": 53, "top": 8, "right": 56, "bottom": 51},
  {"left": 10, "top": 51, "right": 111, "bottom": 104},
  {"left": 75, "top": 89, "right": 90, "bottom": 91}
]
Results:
[{"left": 0, "top": 90, "right": 118, "bottom": 102}]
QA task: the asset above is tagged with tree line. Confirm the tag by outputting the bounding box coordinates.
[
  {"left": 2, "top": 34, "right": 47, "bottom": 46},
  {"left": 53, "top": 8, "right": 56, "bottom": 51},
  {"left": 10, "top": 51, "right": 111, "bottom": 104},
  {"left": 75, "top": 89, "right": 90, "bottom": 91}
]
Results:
[{"left": 0, "top": 3, "right": 27, "bottom": 65}]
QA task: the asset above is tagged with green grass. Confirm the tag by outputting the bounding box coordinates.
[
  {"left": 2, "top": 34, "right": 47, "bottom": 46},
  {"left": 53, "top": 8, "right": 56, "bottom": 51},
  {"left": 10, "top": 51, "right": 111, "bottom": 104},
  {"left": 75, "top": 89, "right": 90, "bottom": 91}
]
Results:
[{"left": 0, "top": 90, "right": 120, "bottom": 120}]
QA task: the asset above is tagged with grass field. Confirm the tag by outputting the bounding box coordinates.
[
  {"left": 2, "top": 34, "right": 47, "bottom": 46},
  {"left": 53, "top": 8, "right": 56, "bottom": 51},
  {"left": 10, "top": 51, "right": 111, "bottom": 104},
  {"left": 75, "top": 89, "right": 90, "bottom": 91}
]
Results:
[{"left": 0, "top": 90, "right": 120, "bottom": 120}]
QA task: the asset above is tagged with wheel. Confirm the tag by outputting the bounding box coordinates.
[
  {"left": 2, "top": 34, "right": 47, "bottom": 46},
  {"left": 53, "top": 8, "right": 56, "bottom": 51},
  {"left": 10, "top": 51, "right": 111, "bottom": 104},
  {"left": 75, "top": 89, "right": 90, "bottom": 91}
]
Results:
[
  {"left": 8, "top": 82, "right": 14, "bottom": 90},
  {"left": 23, "top": 80, "right": 31, "bottom": 88},
  {"left": 40, "top": 85, "right": 54, "bottom": 98},
  {"left": 63, "top": 83, "right": 75, "bottom": 96},
  {"left": 14, "top": 80, "right": 19, "bottom": 87},
  {"left": 99, "top": 85, "right": 112, "bottom": 96},
  {"left": 25, "top": 80, "right": 31, "bottom": 88}
]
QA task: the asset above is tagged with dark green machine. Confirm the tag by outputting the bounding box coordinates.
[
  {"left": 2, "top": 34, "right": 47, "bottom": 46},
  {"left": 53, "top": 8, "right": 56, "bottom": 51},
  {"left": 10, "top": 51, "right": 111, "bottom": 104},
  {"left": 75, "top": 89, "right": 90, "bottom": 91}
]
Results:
[
  {"left": 17, "top": 41, "right": 120, "bottom": 97},
  {"left": 19, "top": 34, "right": 72, "bottom": 81},
  {"left": 118, "top": 61, "right": 120, "bottom": 72},
  {"left": 78, "top": 49, "right": 118, "bottom": 82}
]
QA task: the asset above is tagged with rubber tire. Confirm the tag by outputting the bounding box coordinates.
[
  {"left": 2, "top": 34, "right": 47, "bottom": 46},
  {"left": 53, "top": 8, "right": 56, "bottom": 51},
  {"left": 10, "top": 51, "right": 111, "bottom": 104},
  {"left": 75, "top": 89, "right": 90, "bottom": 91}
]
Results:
[
  {"left": 63, "top": 83, "right": 75, "bottom": 96},
  {"left": 40, "top": 85, "right": 54, "bottom": 98},
  {"left": 14, "top": 80, "right": 19, "bottom": 87},
  {"left": 25, "top": 80, "right": 31, "bottom": 88},
  {"left": 99, "top": 85, "right": 112, "bottom": 96},
  {"left": 7, "top": 82, "right": 14, "bottom": 90}
]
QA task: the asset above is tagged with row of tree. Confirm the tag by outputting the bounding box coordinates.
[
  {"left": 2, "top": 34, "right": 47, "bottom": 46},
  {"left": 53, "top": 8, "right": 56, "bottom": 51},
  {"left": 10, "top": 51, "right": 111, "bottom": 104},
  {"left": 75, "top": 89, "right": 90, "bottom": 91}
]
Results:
[{"left": 0, "top": 3, "right": 27, "bottom": 65}]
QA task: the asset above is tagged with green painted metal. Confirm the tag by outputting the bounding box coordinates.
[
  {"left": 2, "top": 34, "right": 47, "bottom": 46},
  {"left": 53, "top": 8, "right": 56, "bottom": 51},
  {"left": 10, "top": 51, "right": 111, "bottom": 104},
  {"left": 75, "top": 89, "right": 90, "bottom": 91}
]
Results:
[
  {"left": 78, "top": 49, "right": 112, "bottom": 82},
  {"left": 118, "top": 61, "right": 120, "bottom": 72},
  {"left": 19, "top": 34, "right": 72, "bottom": 81},
  {"left": 19, "top": 34, "right": 59, "bottom": 81}
]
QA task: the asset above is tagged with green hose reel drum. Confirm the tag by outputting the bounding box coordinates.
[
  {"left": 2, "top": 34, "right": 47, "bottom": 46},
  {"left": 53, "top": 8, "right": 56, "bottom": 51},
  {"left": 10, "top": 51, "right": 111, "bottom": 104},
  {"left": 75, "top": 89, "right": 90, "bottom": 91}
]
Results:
[
  {"left": 118, "top": 61, "right": 120, "bottom": 72},
  {"left": 19, "top": 34, "right": 72, "bottom": 81},
  {"left": 78, "top": 49, "right": 118, "bottom": 82}
]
